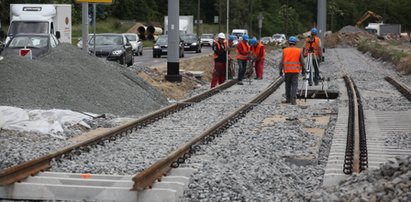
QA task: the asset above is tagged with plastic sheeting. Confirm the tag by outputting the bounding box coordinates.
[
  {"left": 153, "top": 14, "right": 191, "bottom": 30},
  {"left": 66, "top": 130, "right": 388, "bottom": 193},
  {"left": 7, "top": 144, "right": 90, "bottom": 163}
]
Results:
[{"left": 0, "top": 106, "right": 91, "bottom": 137}]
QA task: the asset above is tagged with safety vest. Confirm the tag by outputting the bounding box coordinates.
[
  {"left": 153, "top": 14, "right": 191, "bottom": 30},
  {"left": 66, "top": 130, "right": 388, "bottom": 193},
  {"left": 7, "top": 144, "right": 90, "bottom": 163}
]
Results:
[
  {"left": 213, "top": 40, "right": 227, "bottom": 59},
  {"left": 305, "top": 36, "right": 320, "bottom": 55},
  {"left": 236, "top": 41, "right": 250, "bottom": 60},
  {"left": 283, "top": 47, "right": 302, "bottom": 73},
  {"left": 251, "top": 42, "right": 265, "bottom": 59}
]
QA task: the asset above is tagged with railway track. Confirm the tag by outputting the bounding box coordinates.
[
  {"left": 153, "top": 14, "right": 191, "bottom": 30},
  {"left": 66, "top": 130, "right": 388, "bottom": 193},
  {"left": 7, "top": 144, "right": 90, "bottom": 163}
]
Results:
[
  {"left": 323, "top": 75, "right": 411, "bottom": 186},
  {"left": 0, "top": 78, "right": 284, "bottom": 201}
]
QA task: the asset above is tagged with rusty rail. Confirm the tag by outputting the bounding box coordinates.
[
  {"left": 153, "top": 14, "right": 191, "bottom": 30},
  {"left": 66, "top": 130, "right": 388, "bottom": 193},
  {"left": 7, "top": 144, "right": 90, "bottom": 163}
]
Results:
[
  {"left": 0, "top": 80, "right": 237, "bottom": 186},
  {"left": 131, "top": 77, "right": 284, "bottom": 190},
  {"left": 385, "top": 76, "right": 411, "bottom": 102}
]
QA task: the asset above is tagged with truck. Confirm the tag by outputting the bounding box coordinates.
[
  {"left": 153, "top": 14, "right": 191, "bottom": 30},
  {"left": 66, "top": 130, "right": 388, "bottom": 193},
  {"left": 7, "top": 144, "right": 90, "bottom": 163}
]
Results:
[
  {"left": 365, "top": 23, "right": 401, "bottom": 38},
  {"left": 6, "top": 4, "right": 72, "bottom": 44},
  {"left": 164, "top": 16, "right": 193, "bottom": 35}
]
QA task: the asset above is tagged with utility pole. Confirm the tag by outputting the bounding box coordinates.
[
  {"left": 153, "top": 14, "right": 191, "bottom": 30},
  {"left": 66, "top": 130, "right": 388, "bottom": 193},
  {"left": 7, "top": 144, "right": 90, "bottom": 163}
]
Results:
[
  {"left": 197, "top": 0, "right": 200, "bottom": 36},
  {"left": 317, "top": 0, "right": 326, "bottom": 50},
  {"left": 165, "top": 0, "right": 181, "bottom": 82},
  {"left": 218, "top": 0, "right": 222, "bottom": 32}
]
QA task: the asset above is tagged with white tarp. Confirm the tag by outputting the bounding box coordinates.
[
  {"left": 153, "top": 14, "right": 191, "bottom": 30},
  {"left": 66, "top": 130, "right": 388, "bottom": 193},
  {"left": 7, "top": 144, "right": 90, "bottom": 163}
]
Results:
[{"left": 0, "top": 106, "right": 91, "bottom": 137}]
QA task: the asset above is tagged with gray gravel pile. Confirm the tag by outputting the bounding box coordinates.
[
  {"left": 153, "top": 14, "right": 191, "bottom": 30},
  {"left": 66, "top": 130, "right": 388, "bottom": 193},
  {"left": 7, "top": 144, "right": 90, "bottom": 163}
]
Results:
[
  {"left": 50, "top": 78, "right": 275, "bottom": 175},
  {"left": 0, "top": 44, "right": 168, "bottom": 117},
  {"left": 338, "top": 25, "right": 367, "bottom": 34},
  {"left": 302, "top": 156, "right": 411, "bottom": 201}
]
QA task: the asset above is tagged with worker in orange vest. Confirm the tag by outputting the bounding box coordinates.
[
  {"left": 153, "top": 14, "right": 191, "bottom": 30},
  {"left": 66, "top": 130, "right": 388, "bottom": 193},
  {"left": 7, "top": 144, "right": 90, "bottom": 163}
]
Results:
[
  {"left": 249, "top": 37, "right": 265, "bottom": 80},
  {"left": 279, "top": 36, "right": 305, "bottom": 105},
  {"left": 236, "top": 34, "right": 250, "bottom": 85},
  {"left": 211, "top": 32, "right": 228, "bottom": 88},
  {"left": 304, "top": 28, "right": 322, "bottom": 86}
]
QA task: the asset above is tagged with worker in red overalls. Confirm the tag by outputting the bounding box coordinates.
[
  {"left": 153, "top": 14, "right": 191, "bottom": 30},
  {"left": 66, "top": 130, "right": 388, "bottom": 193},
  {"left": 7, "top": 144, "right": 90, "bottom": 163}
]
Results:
[
  {"left": 249, "top": 37, "right": 266, "bottom": 80},
  {"left": 211, "top": 32, "right": 228, "bottom": 88}
]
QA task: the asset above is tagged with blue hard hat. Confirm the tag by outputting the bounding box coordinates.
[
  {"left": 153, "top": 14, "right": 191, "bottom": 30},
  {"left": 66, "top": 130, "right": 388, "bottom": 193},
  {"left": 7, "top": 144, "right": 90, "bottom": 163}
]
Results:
[
  {"left": 249, "top": 37, "right": 257, "bottom": 46},
  {"left": 288, "top": 36, "right": 297, "bottom": 44},
  {"left": 242, "top": 34, "right": 249, "bottom": 41},
  {"left": 311, "top": 28, "right": 318, "bottom": 35},
  {"left": 229, "top": 35, "right": 235, "bottom": 41}
]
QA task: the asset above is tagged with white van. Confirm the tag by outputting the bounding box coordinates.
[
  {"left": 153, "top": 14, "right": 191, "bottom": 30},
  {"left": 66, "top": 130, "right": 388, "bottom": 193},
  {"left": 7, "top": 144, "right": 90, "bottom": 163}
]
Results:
[{"left": 231, "top": 29, "right": 248, "bottom": 38}]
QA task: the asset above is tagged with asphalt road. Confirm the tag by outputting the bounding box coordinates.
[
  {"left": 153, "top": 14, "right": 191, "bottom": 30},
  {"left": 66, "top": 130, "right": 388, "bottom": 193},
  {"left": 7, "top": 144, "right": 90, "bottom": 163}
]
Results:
[{"left": 133, "top": 46, "right": 213, "bottom": 67}]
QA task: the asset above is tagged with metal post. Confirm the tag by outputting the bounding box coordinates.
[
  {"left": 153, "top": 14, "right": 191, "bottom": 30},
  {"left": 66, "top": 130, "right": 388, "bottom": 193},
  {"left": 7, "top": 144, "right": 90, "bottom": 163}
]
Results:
[
  {"left": 286, "top": 0, "right": 289, "bottom": 36},
  {"left": 197, "top": 0, "right": 200, "bottom": 36},
  {"left": 165, "top": 0, "right": 182, "bottom": 82},
  {"left": 317, "top": 0, "right": 327, "bottom": 48},
  {"left": 81, "top": 3, "right": 89, "bottom": 51},
  {"left": 257, "top": 13, "right": 264, "bottom": 40},
  {"left": 93, "top": 3, "right": 96, "bottom": 56},
  {"left": 226, "top": 0, "right": 229, "bottom": 81}
]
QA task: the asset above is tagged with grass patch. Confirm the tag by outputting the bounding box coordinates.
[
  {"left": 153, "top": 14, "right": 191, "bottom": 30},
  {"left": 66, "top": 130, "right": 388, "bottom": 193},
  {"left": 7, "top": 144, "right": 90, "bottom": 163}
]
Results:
[
  {"left": 143, "top": 40, "right": 154, "bottom": 48},
  {"left": 72, "top": 17, "right": 135, "bottom": 44},
  {"left": 358, "top": 39, "right": 411, "bottom": 74}
]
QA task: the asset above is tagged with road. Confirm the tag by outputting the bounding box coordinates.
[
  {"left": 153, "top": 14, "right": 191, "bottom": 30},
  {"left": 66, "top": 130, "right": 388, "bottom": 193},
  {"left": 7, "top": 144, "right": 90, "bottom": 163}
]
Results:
[{"left": 133, "top": 46, "right": 213, "bottom": 67}]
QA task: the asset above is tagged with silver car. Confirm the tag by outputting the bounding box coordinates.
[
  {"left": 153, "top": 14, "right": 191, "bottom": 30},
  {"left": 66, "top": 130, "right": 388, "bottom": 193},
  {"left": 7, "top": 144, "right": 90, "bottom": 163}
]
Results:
[{"left": 124, "top": 33, "right": 143, "bottom": 56}]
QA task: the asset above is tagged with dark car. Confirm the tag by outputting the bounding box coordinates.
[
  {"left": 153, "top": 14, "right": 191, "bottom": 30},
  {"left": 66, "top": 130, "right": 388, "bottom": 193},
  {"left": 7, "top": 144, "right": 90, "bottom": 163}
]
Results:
[
  {"left": 1, "top": 33, "right": 60, "bottom": 59},
  {"left": 88, "top": 33, "right": 133, "bottom": 66},
  {"left": 153, "top": 35, "right": 184, "bottom": 58},
  {"left": 181, "top": 34, "right": 201, "bottom": 53}
]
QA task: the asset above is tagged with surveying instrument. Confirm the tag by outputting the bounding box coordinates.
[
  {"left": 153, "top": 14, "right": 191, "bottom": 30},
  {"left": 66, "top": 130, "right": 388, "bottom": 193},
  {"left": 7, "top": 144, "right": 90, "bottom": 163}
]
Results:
[
  {"left": 244, "top": 57, "right": 255, "bottom": 85},
  {"left": 299, "top": 38, "right": 329, "bottom": 101}
]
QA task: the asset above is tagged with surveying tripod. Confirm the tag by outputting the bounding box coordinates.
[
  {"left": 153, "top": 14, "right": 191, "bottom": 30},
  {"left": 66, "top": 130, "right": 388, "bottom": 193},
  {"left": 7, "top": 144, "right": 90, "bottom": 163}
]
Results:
[{"left": 299, "top": 46, "right": 329, "bottom": 101}]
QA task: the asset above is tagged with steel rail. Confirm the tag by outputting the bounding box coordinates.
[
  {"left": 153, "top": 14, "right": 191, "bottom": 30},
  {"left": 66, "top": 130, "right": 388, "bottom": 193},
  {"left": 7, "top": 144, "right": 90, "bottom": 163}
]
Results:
[
  {"left": 385, "top": 76, "right": 411, "bottom": 102},
  {"left": 342, "top": 75, "right": 368, "bottom": 174},
  {"left": 131, "top": 77, "right": 284, "bottom": 191},
  {"left": 0, "top": 80, "right": 237, "bottom": 186}
]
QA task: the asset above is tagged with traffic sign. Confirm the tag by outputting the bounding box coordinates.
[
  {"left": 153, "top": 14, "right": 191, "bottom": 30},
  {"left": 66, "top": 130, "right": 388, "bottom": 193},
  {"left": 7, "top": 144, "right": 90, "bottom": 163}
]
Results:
[
  {"left": 19, "top": 48, "right": 32, "bottom": 59},
  {"left": 76, "top": 0, "right": 112, "bottom": 3}
]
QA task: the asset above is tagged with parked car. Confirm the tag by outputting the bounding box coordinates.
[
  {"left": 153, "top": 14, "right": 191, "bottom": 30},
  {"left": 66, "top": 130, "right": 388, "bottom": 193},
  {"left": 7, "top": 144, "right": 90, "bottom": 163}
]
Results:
[
  {"left": 153, "top": 35, "right": 184, "bottom": 58},
  {"left": 124, "top": 33, "right": 143, "bottom": 56},
  {"left": 77, "top": 34, "right": 92, "bottom": 49},
  {"left": 181, "top": 34, "right": 201, "bottom": 53},
  {"left": 231, "top": 35, "right": 239, "bottom": 47},
  {"left": 200, "top": 33, "right": 214, "bottom": 46},
  {"left": 88, "top": 33, "right": 133, "bottom": 66},
  {"left": 1, "top": 33, "right": 60, "bottom": 59},
  {"left": 272, "top": 33, "right": 286, "bottom": 45},
  {"left": 260, "top": 36, "right": 272, "bottom": 45}
]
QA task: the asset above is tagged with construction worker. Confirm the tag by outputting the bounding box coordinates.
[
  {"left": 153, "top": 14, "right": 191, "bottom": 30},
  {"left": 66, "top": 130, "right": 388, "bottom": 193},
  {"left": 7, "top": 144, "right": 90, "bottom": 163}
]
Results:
[
  {"left": 304, "top": 28, "right": 322, "bottom": 86},
  {"left": 211, "top": 32, "right": 228, "bottom": 88},
  {"left": 236, "top": 34, "right": 250, "bottom": 85},
  {"left": 279, "top": 36, "right": 305, "bottom": 105},
  {"left": 249, "top": 37, "right": 266, "bottom": 80}
]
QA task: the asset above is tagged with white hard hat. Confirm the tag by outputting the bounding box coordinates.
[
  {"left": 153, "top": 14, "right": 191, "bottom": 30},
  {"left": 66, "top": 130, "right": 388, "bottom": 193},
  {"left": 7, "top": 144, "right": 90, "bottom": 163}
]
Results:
[{"left": 217, "top": 32, "right": 226, "bottom": 39}]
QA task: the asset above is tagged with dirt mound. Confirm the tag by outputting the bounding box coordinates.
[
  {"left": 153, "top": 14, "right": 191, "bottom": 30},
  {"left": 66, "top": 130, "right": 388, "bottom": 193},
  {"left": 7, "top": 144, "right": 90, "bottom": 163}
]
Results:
[
  {"left": 338, "top": 25, "right": 367, "bottom": 34},
  {"left": 325, "top": 31, "right": 376, "bottom": 48}
]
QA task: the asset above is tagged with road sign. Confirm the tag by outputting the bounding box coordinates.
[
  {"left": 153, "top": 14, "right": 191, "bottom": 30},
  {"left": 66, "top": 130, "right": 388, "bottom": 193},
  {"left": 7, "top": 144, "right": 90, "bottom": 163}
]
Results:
[
  {"left": 19, "top": 48, "right": 32, "bottom": 59},
  {"left": 76, "top": 0, "right": 112, "bottom": 3}
]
